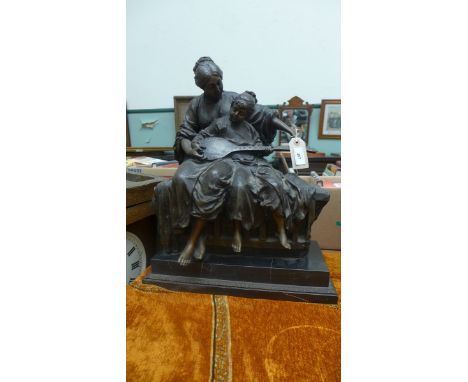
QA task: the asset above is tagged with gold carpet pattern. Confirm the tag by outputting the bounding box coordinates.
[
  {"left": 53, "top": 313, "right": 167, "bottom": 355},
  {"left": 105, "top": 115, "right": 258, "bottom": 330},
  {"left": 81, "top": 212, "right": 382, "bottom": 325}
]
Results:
[
  {"left": 210, "top": 295, "right": 232, "bottom": 382},
  {"left": 127, "top": 251, "right": 340, "bottom": 381}
]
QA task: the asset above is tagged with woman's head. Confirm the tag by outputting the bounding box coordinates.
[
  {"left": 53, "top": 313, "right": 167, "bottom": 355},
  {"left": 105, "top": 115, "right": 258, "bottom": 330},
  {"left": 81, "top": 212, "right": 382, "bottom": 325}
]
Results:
[
  {"left": 230, "top": 91, "right": 256, "bottom": 123},
  {"left": 193, "top": 57, "right": 224, "bottom": 100}
]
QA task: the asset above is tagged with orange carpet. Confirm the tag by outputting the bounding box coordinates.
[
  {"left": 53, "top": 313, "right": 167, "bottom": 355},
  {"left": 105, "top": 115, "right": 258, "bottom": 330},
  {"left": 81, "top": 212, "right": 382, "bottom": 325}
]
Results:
[{"left": 127, "top": 251, "right": 340, "bottom": 382}]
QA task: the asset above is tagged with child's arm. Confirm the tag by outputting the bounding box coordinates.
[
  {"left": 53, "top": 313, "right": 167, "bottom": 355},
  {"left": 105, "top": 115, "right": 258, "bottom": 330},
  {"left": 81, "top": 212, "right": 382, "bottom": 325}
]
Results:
[
  {"left": 272, "top": 116, "right": 295, "bottom": 138},
  {"left": 191, "top": 120, "right": 222, "bottom": 156},
  {"left": 184, "top": 121, "right": 219, "bottom": 159}
]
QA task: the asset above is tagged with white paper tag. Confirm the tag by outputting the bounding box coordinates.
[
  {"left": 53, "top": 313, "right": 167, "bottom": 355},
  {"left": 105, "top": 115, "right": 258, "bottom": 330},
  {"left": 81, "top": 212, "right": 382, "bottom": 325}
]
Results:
[
  {"left": 289, "top": 137, "right": 309, "bottom": 169},
  {"left": 292, "top": 147, "right": 307, "bottom": 165}
]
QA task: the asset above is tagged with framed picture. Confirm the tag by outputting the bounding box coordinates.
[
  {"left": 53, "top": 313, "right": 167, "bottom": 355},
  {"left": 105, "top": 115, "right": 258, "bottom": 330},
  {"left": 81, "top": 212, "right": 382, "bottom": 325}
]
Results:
[
  {"left": 174, "top": 96, "right": 195, "bottom": 133},
  {"left": 318, "top": 99, "right": 341, "bottom": 140}
]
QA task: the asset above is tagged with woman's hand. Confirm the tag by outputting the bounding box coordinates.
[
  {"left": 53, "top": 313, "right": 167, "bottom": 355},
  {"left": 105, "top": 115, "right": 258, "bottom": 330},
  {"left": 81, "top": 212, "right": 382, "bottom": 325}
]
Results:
[
  {"left": 181, "top": 138, "right": 204, "bottom": 159},
  {"left": 188, "top": 149, "right": 203, "bottom": 159},
  {"left": 181, "top": 138, "right": 193, "bottom": 154},
  {"left": 189, "top": 141, "right": 205, "bottom": 159}
]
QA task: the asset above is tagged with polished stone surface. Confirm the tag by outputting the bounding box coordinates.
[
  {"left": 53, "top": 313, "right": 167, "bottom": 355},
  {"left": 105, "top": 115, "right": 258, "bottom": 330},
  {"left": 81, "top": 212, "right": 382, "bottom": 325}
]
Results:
[
  {"left": 144, "top": 241, "right": 338, "bottom": 304},
  {"left": 144, "top": 273, "right": 337, "bottom": 304},
  {"left": 150, "top": 241, "right": 329, "bottom": 287}
]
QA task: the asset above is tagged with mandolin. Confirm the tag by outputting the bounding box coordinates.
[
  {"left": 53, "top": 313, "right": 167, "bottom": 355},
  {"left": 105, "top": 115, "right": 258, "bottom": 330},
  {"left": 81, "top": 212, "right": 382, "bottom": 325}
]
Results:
[{"left": 200, "top": 137, "right": 273, "bottom": 161}]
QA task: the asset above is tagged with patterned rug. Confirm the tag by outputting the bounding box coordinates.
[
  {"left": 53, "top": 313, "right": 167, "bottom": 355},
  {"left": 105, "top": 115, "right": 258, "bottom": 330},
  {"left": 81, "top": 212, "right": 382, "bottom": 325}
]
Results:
[{"left": 127, "top": 251, "right": 340, "bottom": 382}]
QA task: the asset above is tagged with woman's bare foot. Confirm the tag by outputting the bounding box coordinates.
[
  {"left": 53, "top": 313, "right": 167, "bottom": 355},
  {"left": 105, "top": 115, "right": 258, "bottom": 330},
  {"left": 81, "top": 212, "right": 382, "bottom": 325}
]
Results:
[
  {"left": 232, "top": 226, "right": 242, "bottom": 253},
  {"left": 178, "top": 242, "right": 194, "bottom": 266},
  {"left": 178, "top": 218, "right": 207, "bottom": 266}
]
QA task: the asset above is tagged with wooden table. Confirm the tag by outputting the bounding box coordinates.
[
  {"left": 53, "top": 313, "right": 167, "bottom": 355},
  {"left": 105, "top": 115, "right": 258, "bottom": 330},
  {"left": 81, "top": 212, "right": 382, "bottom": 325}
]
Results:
[
  {"left": 274, "top": 150, "right": 341, "bottom": 175},
  {"left": 126, "top": 172, "right": 166, "bottom": 225},
  {"left": 126, "top": 171, "right": 167, "bottom": 264}
]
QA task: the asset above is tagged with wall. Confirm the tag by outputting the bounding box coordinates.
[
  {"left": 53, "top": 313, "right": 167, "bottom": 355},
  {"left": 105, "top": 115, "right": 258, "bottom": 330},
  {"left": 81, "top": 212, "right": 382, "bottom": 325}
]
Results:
[
  {"left": 127, "top": 0, "right": 340, "bottom": 108},
  {"left": 127, "top": 0, "right": 340, "bottom": 154},
  {"left": 128, "top": 107, "right": 341, "bottom": 155}
]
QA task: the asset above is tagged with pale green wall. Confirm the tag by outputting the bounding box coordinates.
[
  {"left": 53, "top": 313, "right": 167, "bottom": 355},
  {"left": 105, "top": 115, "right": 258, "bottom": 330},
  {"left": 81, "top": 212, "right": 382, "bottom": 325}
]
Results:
[
  {"left": 127, "top": 0, "right": 340, "bottom": 109},
  {"left": 128, "top": 106, "right": 341, "bottom": 156},
  {"left": 127, "top": 112, "right": 176, "bottom": 147}
]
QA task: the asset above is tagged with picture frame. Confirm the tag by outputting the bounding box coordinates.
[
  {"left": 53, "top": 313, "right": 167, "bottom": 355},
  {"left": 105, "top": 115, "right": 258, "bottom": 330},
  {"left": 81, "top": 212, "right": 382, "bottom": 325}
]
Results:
[
  {"left": 173, "top": 96, "right": 195, "bottom": 133},
  {"left": 318, "top": 99, "right": 341, "bottom": 140},
  {"left": 277, "top": 96, "right": 313, "bottom": 147},
  {"left": 126, "top": 105, "right": 174, "bottom": 154}
]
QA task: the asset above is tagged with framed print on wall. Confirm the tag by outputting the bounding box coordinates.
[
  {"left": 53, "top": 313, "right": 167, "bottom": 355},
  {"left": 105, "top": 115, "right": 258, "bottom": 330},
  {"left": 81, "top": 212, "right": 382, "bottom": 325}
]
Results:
[
  {"left": 318, "top": 99, "right": 341, "bottom": 140},
  {"left": 174, "top": 96, "right": 195, "bottom": 133}
]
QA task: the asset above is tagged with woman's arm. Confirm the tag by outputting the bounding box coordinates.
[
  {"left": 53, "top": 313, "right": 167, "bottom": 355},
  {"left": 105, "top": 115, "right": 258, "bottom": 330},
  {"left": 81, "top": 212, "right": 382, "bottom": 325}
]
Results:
[
  {"left": 180, "top": 138, "right": 193, "bottom": 154},
  {"left": 189, "top": 120, "right": 221, "bottom": 159}
]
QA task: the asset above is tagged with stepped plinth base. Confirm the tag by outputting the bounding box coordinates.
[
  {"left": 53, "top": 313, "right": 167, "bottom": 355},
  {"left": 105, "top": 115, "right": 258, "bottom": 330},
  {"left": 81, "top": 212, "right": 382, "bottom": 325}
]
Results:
[{"left": 143, "top": 241, "right": 338, "bottom": 304}]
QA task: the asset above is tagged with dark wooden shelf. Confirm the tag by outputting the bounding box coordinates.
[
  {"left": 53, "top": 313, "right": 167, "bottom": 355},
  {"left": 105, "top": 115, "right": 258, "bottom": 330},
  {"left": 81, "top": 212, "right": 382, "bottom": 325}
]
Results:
[{"left": 275, "top": 151, "right": 341, "bottom": 175}]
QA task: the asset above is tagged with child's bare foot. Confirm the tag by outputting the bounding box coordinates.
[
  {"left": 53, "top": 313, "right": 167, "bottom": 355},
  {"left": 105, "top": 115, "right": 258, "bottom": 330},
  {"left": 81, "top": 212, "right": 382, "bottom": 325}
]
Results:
[
  {"left": 193, "top": 234, "right": 206, "bottom": 261},
  {"left": 232, "top": 229, "right": 242, "bottom": 253},
  {"left": 273, "top": 213, "right": 291, "bottom": 250},
  {"left": 279, "top": 230, "right": 291, "bottom": 250},
  {"left": 178, "top": 242, "right": 194, "bottom": 266}
]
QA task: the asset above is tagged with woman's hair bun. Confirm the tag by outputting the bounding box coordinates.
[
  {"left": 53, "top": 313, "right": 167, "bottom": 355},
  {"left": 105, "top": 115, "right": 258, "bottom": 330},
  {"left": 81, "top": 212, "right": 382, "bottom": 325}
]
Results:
[{"left": 193, "top": 57, "right": 214, "bottom": 72}]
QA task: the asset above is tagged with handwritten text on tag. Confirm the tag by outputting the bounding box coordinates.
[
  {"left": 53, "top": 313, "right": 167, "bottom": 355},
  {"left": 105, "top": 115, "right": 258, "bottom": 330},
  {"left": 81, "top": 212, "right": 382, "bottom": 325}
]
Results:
[{"left": 289, "top": 137, "right": 309, "bottom": 170}]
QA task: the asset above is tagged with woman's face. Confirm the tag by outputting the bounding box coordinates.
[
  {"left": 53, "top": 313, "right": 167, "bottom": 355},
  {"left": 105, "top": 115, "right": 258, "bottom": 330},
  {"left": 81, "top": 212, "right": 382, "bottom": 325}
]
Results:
[{"left": 203, "top": 75, "right": 223, "bottom": 101}]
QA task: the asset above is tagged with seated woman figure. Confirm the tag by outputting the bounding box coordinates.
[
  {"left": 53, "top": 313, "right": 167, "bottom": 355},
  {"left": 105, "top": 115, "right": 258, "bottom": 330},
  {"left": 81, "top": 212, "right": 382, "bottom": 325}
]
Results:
[
  {"left": 154, "top": 57, "right": 295, "bottom": 250},
  {"left": 153, "top": 57, "right": 330, "bottom": 264},
  {"left": 177, "top": 92, "right": 306, "bottom": 265}
]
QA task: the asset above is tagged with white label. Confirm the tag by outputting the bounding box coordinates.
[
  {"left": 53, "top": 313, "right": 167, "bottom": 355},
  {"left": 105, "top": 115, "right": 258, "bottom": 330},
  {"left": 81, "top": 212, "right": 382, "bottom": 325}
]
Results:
[
  {"left": 288, "top": 137, "right": 309, "bottom": 170},
  {"left": 292, "top": 147, "right": 307, "bottom": 165}
]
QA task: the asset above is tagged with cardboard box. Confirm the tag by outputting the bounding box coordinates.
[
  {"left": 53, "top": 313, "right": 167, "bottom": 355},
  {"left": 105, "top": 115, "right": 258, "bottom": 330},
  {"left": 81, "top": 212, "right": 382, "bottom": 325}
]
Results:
[
  {"left": 322, "top": 163, "right": 341, "bottom": 176},
  {"left": 301, "top": 176, "right": 341, "bottom": 250}
]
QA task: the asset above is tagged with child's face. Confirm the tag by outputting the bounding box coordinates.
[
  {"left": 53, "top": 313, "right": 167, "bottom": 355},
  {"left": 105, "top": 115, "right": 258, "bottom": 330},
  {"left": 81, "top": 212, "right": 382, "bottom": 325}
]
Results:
[{"left": 230, "top": 103, "right": 248, "bottom": 124}]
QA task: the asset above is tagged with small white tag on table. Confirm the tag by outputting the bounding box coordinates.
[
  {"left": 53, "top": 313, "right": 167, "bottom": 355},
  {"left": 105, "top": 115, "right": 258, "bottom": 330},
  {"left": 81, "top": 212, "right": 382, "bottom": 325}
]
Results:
[{"left": 289, "top": 137, "right": 309, "bottom": 169}]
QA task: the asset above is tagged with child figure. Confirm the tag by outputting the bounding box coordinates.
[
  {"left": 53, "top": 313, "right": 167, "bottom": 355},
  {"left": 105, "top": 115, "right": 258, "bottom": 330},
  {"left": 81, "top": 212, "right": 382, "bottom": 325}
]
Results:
[{"left": 178, "top": 91, "right": 293, "bottom": 265}]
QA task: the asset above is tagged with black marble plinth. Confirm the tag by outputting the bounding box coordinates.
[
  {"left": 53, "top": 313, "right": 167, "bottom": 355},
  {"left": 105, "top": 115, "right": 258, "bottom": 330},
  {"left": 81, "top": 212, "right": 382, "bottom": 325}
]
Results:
[{"left": 143, "top": 241, "right": 338, "bottom": 304}]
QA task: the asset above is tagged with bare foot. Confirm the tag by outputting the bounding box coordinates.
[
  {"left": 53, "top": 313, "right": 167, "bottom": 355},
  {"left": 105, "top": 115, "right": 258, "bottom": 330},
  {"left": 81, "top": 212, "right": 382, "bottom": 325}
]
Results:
[
  {"left": 279, "top": 230, "right": 291, "bottom": 250},
  {"left": 178, "top": 243, "right": 194, "bottom": 266},
  {"left": 232, "top": 229, "right": 242, "bottom": 253},
  {"left": 193, "top": 234, "right": 206, "bottom": 261}
]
